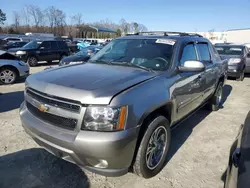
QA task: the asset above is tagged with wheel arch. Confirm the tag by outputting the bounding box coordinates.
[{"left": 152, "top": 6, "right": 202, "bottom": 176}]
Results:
[
  {"left": 0, "top": 65, "right": 20, "bottom": 77},
  {"left": 130, "top": 101, "right": 173, "bottom": 169}
]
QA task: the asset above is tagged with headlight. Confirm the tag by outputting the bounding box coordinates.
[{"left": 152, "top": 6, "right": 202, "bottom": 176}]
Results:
[
  {"left": 228, "top": 58, "right": 241, "bottom": 64},
  {"left": 18, "top": 61, "right": 26, "bottom": 66},
  {"left": 82, "top": 106, "right": 127, "bottom": 131},
  {"left": 16, "top": 51, "right": 26, "bottom": 55}
]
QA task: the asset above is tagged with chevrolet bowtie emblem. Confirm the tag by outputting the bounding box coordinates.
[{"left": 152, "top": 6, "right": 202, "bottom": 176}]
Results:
[{"left": 38, "top": 104, "right": 49, "bottom": 112}]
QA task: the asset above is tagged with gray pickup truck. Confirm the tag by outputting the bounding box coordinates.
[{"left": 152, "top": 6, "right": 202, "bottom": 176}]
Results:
[{"left": 20, "top": 32, "right": 227, "bottom": 178}]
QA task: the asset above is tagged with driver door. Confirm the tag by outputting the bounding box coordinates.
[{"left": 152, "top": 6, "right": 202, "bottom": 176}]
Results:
[
  {"left": 175, "top": 43, "right": 206, "bottom": 120},
  {"left": 38, "top": 41, "right": 52, "bottom": 61}
]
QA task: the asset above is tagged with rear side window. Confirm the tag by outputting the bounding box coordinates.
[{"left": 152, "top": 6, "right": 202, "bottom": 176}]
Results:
[
  {"left": 196, "top": 43, "right": 211, "bottom": 62},
  {"left": 180, "top": 43, "right": 197, "bottom": 65},
  {"left": 57, "top": 41, "right": 68, "bottom": 49},
  {"left": 40, "top": 41, "right": 51, "bottom": 49},
  {"left": 51, "top": 41, "right": 58, "bottom": 49}
]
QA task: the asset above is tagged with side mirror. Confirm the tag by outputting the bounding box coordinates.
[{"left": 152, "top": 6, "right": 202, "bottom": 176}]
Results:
[{"left": 179, "top": 60, "right": 205, "bottom": 72}]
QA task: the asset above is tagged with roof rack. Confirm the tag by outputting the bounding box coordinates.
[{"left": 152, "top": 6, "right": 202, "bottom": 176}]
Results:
[{"left": 128, "top": 31, "right": 203, "bottom": 37}]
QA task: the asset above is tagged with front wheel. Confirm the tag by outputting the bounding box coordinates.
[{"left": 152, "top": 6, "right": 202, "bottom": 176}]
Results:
[
  {"left": 0, "top": 68, "right": 17, "bottom": 85},
  {"left": 236, "top": 71, "right": 244, "bottom": 81},
  {"left": 27, "top": 56, "right": 38, "bottom": 67},
  {"left": 133, "top": 116, "right": 171, "bottom": 178}
]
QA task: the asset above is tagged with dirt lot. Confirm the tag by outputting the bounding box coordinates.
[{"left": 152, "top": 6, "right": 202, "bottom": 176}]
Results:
[{"left": 0, "top": 64, "right": 250, "bottom": 188}]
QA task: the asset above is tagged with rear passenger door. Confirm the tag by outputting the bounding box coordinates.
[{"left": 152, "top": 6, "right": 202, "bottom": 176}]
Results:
[
  {"left": 50, "top": 41, "right": 60, "bottom": 60},
  {"left": 175, "top": 43, "right": 206, "bottom": 120},
  {"left": 196, "top": 42, "right": 217, "bottom": 100}
]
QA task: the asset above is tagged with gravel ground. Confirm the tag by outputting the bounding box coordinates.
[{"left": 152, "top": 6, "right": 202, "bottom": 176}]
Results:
[{"left": 0, "top": 64, "right": 250, "bottom": 188}]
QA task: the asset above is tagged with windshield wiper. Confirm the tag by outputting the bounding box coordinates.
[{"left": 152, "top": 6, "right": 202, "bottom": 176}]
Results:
[
  {"left": 89, "top": 60, "right": 112, "bottom": 65},
  {"left": 111, "top": 61, "right": 154, "bottom": 72}
]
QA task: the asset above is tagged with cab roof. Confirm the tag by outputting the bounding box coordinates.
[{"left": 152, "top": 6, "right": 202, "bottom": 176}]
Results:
[{"left": 117, "top": 31, "right": 209, "bottom": 43}]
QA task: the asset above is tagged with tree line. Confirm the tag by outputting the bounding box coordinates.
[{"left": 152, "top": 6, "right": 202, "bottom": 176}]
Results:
[{"left": 0, "top": 6, "right": 148, "bottom": 38}]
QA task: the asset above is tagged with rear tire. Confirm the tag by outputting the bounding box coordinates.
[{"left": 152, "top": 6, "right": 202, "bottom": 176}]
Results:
[
  {"left": 27, "top": 56, "right": 38, "bottom": 67},
  {"left": 0, "top": 67, "right": 18, "bottom": 85},
  {"left": 133, "top": 116, "right": 171, "bottom": 178},
  {"left": 207, "top": 82, "right": 223, "bottom": 111}
]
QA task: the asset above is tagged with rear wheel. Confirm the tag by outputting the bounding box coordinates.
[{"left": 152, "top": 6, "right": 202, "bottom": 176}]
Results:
[
  {"left": 207, "top": 82, "right": 223, "bottom": 111},
  {"left": 133, "top": 116, "right": 171, "bottom": 178},
  {"left": 27, "top": 56, "right": 38, "bottom": 67},
  {"left": 0, "top": 67, "right": 17, "bottom": 85},
  {"left": 60, "top": 54, "right": 67, "bottom": 61}
]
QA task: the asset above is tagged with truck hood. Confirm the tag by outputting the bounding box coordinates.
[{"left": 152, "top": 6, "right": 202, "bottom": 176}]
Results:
[{"left": 26, "top": 63, "right": 157, "bottom": 104}]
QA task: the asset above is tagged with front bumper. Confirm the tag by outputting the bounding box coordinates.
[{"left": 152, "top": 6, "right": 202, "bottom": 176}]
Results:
[
  {"left": 227, "top": 65, "right": 243, "bottom": 77},
  {"left": 18, "top": 64, "right": 30, "bottom": 78},
  {"left": 20, "top": 102, "right": 139, "bottom": 177}
]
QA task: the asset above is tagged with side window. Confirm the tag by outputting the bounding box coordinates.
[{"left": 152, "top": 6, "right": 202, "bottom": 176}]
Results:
[
  {"left": 180, "top": 43, "right": 197, "bottom": 65},
  {"left": 51, "top": 42, "right": 58, "bottom": 49},
  {"left": 196, "top": 43, "right": 211, "bottom": 62},
  {"left": 40, "top": 41, "right": 51, "bottom": 49}
]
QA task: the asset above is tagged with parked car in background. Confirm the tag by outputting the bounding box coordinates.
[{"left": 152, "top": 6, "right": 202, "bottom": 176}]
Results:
[
  {"left": 20, "top": 32, "right": 227, "bottom": 178},
  {"left": 0, "top": 51, "right": 29, "bottom": 84},
  {"left": 3, "top": 37, "right": 23, "bottom": 42},
  {"left": 2, "top": 41, "right": 28, "bottom": 50},
  {"left": 214, "top": 44, "right": 250, "bottom": 81},
  {"left": 59, "top": 45, "right": 103, "bottom": 66},
  {"left": 224, "top": 111, "right": 250, "bottom": 188},
  {"left": 8, "top": 40, "right": 70, "bottom": 66}
]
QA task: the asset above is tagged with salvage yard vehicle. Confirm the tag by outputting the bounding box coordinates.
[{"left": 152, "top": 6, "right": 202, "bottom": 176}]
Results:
[
  {"left": 8, "top": 40, "right": 70, "bottom": 67},
  {"left": 59, "top": 45, "right": 103, "bottom": 66},
  {"left": 20, "top": 31, "right": 227, "bottom": 178},
  {"left": 224, "top": 111, "right": 250, "bottom": 188},
  {"left": 0, "top": 51, "right": 29, "bottom": 84},
  {"left": 215, "top": 44, "right": 250, "bottom": 81}
]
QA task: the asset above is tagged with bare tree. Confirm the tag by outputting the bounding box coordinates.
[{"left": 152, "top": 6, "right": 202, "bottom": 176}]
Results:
[
  {"left": 72, "top": 13, "right": 83, "bottom": 27},
  {"left": 26, "top": 5, "right": 44, "bottom": 30},
  {"left": 12, "top": 11, "right": 20, "bottom": 32},
  {"left": 21, "top": 7, "right": 30, "bottom": 26},
  {"left": 46, "top": 6, "right": 56, "bottom": 32},
  {"left": 133, "top": 22, "right": 139, "bottom": 33},
  {"left": 137, "top": 23, "right": 148, "bottom": 32}
]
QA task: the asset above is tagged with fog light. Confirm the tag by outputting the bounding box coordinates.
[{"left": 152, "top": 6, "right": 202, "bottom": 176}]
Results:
[{"left": 94, "top": 159, "right": 108, "bottom": 168}]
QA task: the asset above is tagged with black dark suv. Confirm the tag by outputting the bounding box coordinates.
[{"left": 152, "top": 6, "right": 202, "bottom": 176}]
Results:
[{"left": 8, "top": 40, "right": 70, "bottom": 66}]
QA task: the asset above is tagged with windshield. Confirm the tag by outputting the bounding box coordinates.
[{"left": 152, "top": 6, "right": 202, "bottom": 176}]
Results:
[
  {"left": 215, "top": 46, "right": 244, "bottom": 56},
  {"left": 22, "top": 41, "right": 41, "bottom": 49},
  {"left": 90, "top": 38, "right": 174, "bottom": 71}
]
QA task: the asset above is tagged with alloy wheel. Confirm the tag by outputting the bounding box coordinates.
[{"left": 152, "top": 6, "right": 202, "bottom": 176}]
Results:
[
  {"left": 0, "top": 69, "right": 15, "bottom": 84},
  {"left": 146, "top": 126, "right": 167, "bottom": 170}
]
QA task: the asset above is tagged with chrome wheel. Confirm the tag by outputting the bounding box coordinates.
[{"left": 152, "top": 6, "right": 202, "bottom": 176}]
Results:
[
  {"left": 0, "top": 69, "right": 15, "bottom": 84},
  {"left": 146, "top": 126, "right": 167, "bottom": 170}
]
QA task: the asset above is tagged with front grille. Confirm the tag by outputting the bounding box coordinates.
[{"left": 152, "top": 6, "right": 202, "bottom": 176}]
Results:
[
  {"left": 26, "top": 88, "right": 80, "bottom": 112},
  {"left": 27, "top": 102, "right": 77, "bottom": 130}
]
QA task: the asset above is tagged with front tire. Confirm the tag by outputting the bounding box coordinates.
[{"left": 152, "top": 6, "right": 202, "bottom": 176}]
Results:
[
  {"left": 133, "top": 116, "right": 171, "bottom": 178},
  {"left": 236, "top": 70, "right": 244, "bottom": 81},
  {"left": 0, "top": 67, "right": 17, "bottom": 85},
  {"left": 27, "top": 56, "right": 38, "bottom": 67}
]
